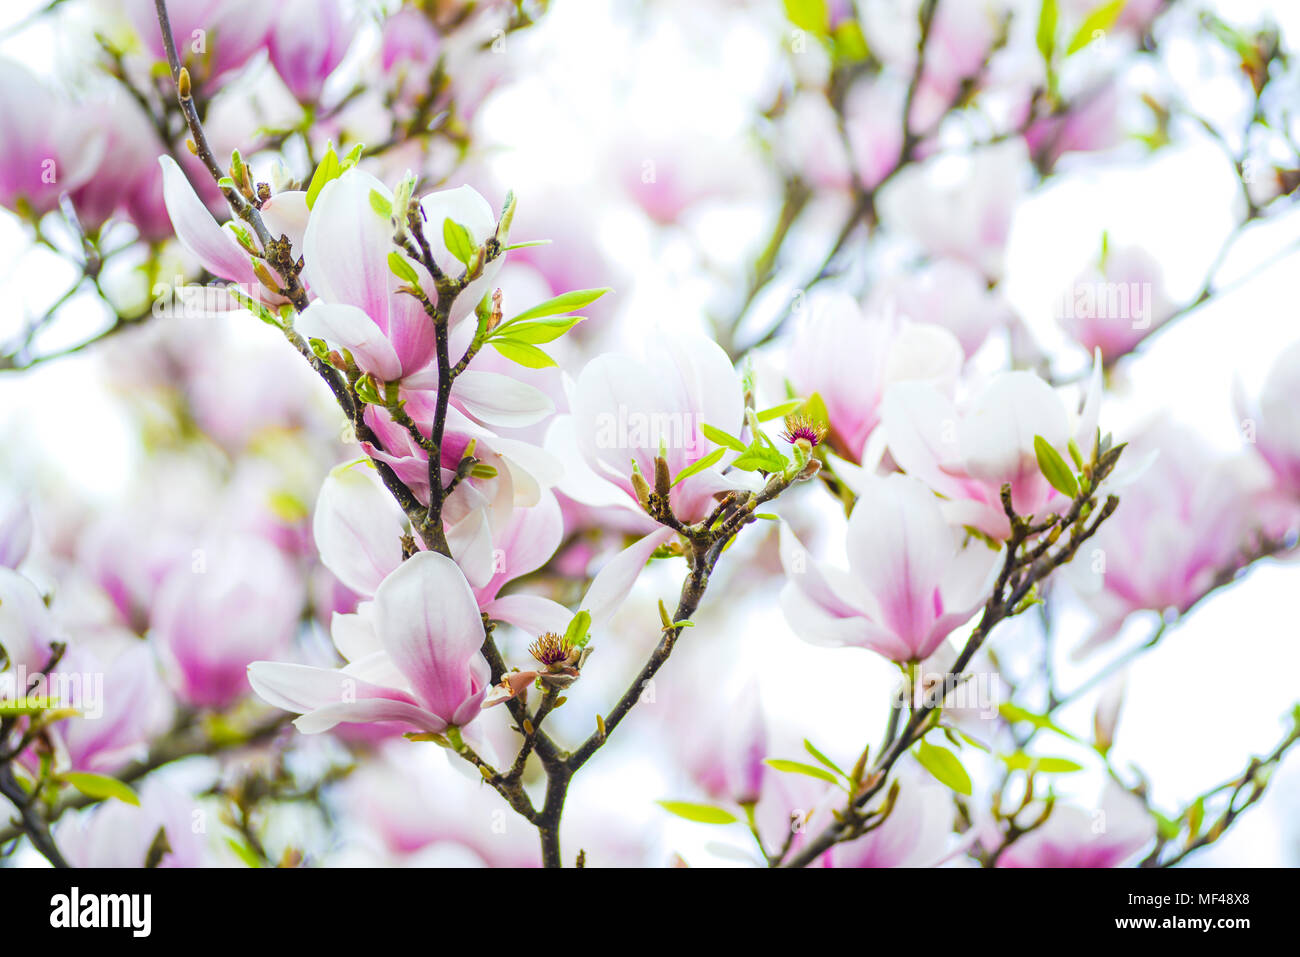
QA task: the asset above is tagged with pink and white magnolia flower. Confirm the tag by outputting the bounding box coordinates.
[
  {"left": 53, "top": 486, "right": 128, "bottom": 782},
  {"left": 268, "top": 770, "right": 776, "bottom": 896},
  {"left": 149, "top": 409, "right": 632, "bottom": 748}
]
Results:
[
  {"left": 59, "top": 778, "right": 213, "bottom": 868},
  {"left": 248, "top": 551, "right": 491, "bottom": 734},
  {"left": 1066, "top": 420, "right": 1260, "bottom": 652},
  {"left": 298, "top": 169, "right": 503, "bottom": 383},
  {"left": 866, "top": 258, "right": 1014, "bottom": 358},
  {"left": 1055, "top": 243, "right": 1175, "bottom": 363},
  {"left": 880, "top": 363, "right": 1102, "bottom": 539},
  {"left": 0, "top": 567, "right": 58, "bottom": 676},
  {"left": 995, "top": 785, "right": 1154, "bottom": 868},
  {"left": 784, "top": 292, "right": 964, "bottom": 463},
  {"left": 151, "top": 537, "right": 304, "bottom": 709},
  {"left": 268, "top": 0, "right": 351, "bottom": 103},
  {"left": 827, "top": 772, "right": 955, "bottom": 868},
  {"left": 0, "top": 493, "right": 33, "bottom": 569},
  {"left": 0, "top": 59, "right": 103, "bottom": 217},
  {"left": 780, "top": 474, "right": 999, "bottom": 662},
  {"left": 1239, "top": 339, "right": 1300, "bottom": 499},
  {"left": 159, "top": 155, "right": 309, "bottom": 303},
  {"left": 123, "top": 0, "right": 275, "bottom": 90},
  {"left": 877, "top": 139, "right": 1029, "bottom": 280}
]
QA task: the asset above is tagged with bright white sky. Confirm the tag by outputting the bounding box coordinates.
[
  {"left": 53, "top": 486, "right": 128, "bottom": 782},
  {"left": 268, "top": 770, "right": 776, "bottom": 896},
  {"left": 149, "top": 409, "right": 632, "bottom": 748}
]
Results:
[{"left": 1, "top": 0, "right": 1297, "bottom": 866}]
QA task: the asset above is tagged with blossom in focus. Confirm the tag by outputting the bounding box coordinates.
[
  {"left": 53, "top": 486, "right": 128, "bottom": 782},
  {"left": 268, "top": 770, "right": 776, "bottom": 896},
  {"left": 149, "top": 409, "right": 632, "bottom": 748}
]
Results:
[
  {"left": 248, "top": 551, "right": 491, "bottom": 734},
  {"left": 779, "top": 474, "right": 999, "bottom": 662},
  {"left": 880, "top": 364, "right": 1102, "bottom": 539},
  {"left": 298, "top": 170, "right": 503, "bottom": 382},
  {"left": 784, "top": 292, "right": 964, "bottom": 463}
]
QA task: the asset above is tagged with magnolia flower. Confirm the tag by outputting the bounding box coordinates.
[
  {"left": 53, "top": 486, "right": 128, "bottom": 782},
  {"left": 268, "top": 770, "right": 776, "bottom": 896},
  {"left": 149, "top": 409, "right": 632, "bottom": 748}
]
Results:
[
  {"left": 152, "top": 537, "right": 304, "bottom": 709},
  {"left": 1055, "top": 244, "right": 1175, "bottom": 363},
  {"left": 268, "top": 0, "right": 351, "bottom": 102},
  {"left": 59, "top": 778, "right": 212, "bottom": 868},
  {"left": 298, "top": 169, "right": 503, "bottom": 382},
  {"left": 71, "top": 90, "right": 172, "bottom": 240},
  {"left": 827, "top": 773, "right": 955, "bottom": 868},
  {"left": 1239, "top": 338, "right": 1300, "bottom": 498},
  {"left": 124, "top": 0, "right": 276, "bottom": 90},
  {"left": 780, "top": 474, "right": 999, "bottom": 662},
  {"left": 785, "top": 292, "right": 963, "bottom": 463},
  {"left": 866, "top": 258, "right": 1014, "bottom": 358},
  {"left": 880, "top": 364, "right": 1102, "bottom": 539},
  {"left": 877, "top": 139, "right": 1028, "bottom": 279},
  {"left": 312, "top": 458, "right": 565, "bottom": 633},
  {"left": 248, "top": 551, "right": 491, "bottom": 734},
  {"left": 0, "top": 567, "right": 58, "bottom": 676},
  {"left": 0, "top": 493, "right": 33, "bottom": 569},
  {"left": 1025, "top": 83, "right": 1123, "bottom": 171},
  {"left": 1066, "top": 420, "right": 1259, "bottom": 652},
  {"left": 995, "top": 785, "right": 1154, "bottom": 868},
  {"left": 159, "top": 155, "right": 308, "bottom": 303},
  {"left": 0, "top": 59, "right": 103, "bottom": 217}
]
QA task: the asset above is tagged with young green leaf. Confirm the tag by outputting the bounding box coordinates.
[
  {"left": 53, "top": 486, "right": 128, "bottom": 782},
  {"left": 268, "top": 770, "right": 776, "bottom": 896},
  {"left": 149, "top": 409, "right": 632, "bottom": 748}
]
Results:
[
  {"left": 387, "top": 251, "right": 418, "bottom": 284},
  {"left": 1034, "top": 435, "right": 1079, "bottom": 498},
  {"left": 489, "top": 339, "right": 557, "bottom": 369},
  {"left": 656, "top": 801, "right": 739, "bottom": 825},
  {"left": 369, "top": 190, "right": 393, "bottom": 219},
  {"left": 564, "top": 610, "right": 593, "bottom": 648},
  {"left": 61, "top": 772, "right": 140, "bottom": 807},
  {"left": 701, "top": 423, "right": 747, "bottom": 452},
  {"left": 1036, "top": 0, "right": 1059, "bottom": 63},
  {"left": 1067, "top": 0, "right": 1125, "bottom": 55},
  {"left": 492, "top": 316, "right": 585, "bottom": 344},
  {"left": 730, "top": 447, "right": 788, "bottom": 473},
  {"left": 671, "top": 448, "right": 726, "bottom": 487},
  {"left": 443, "top": 218, "right": 476, "bottom": 268},
  {"left": 504, "top": 288, "right": 609, "bottom": 324},
  {"left": 763, "top": 758, "right": 840, "bottom": 785},
  {"left": 305, "top": 145, "right": 341, "bottom": 210},
  {"left": 803, "top": 739, "right": 847, "bottom": 778},
  {"left": 756, "top": 399, "right": 805, "bottom": 422},
  {"left": 914, "top": 740, "right": 973, "bottom": 795}
]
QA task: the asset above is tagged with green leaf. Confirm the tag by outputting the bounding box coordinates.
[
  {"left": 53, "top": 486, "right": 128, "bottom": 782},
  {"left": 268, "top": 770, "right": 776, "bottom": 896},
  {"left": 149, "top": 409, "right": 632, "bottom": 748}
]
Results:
[
  {"left": 61, "top": 772, "right": 140, "bottom": 807},
  {"left": 505, "top": 288, "right": 609, "bottom": 324},
  {"left": 701, "top": 423, "right": 747, "bottom": 452},
  {"left": 914, "top": 740, "right": 973, "bottom": 795},
  {"left": 225, "top": 837, "right": 264, "bottom": 868},
  {"left": 783, "top": 0, "right": 828, "bottom": 34},
  {"left": 756, "top": 399, "right": 805, "bottom": 422},
  {"left": 369, "top": 189, "right": 393, "bottom": 219},
  {"left": 489, "top": 339, "right": 557, "bottom": 369},
  {"left": 1036, "top": 0, "right": 1059, "bottom": 63},
  {"left": 1000, "top": 752, "right": 1083, "bottom": 774},
  {"left": 305, "top": 145, "right": 341, "bottom": 210},
  {"left": 387, "top": 251, "right": 419, "bottom": 284},
  {"left": 803, "top": 739, "right": 846, "bottom": 778},
  {"left": 730, "top": 447, "right": 788, "bottom": 473},
  {"left": 443, "top": 218, "right": 476, "bottom": 268},
  {"left": 502, "top": 239, "right": 552, "bottom": 251},
  {"left": 1034, "top": 435, "right": 1079, "bottom": 498},
  {"left": 764, "top": 758, "right": 840, "bottom": 785},
  {"left": 565, "top": 610, "right": 593, "bottom": 648},
  {"left": 493, "top": 316, "right": 585, "bottom": 344},
  {"left": 1186, "top": 796, "right": 1205, "bottom": 840},
  {"left": 999, "top": 703, "right": 1080, "bottom": 742},
  {"left": 672, "top": 448, "right": 726, "bottom": 487},
  {"left": 1067, "top": 0, "right": 1126, "bottom": 55},
  {"left": 656, "top": 800, "right": 739, "bottom": 825}
]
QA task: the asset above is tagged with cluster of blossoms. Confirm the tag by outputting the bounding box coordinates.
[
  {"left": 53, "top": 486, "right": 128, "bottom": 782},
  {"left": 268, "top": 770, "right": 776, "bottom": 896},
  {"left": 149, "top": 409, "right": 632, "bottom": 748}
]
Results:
[{"left": 1, "top": 0, "right": 1298, "bottom": 873}]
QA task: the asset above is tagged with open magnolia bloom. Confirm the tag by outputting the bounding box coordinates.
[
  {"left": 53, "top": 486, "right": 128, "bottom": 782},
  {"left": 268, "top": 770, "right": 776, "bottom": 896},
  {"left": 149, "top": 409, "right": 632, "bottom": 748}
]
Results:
[
  {"left": 779, "top": 474, "right": 1000, "bottom": 663},
  {"left": 248, "top": 551, "right": 491, "bottom": 734},
  {"left": 879, "top": 362, "right": 1103, "bottom": 540},
  {"left": 298, "top": 169, "right": 504, "bottom": 384}
]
